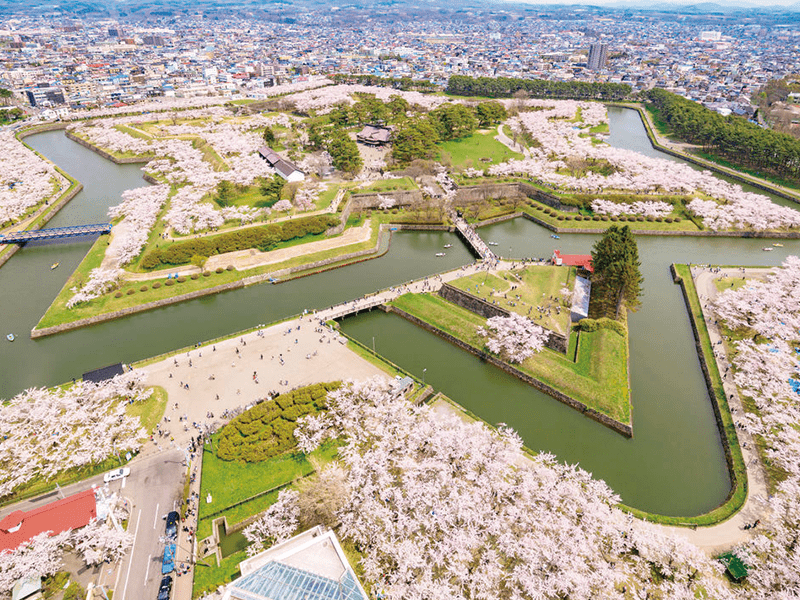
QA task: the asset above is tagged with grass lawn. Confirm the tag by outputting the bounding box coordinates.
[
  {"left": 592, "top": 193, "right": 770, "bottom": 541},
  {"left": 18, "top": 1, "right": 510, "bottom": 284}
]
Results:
[
  {"left": 438, "top": 131, "right": 523, "bottom": 169},
  {"left": 714, "top": 277, "right": 749, "bottom": 293},
  {"left": 196, "top": 437, "right": 340, "bottom": 538},
  {"left": 193, "top": 549, "right": 247, "bottom": 598},
  {"left": 115, "top": 124, "right": 153, "bottom": 140},
  {"left": 358, "top": 177, "right": 418, "bottom": 193},
  {"left": 389, "top": 292, "right": 631, "bottom": 424},
  {"left": 34, "top": 220, "right": 385, "bottom": 332},
  {"left": 316, "top": 183, "right": 341, "bottom": 210},
  {"left": 125, "top": 386, "right": 168, "bottom": 436},
  {"left": 449, "top": 265, "right": 575, "bottom": 335},
  {"left": 523, "top": 202, "right": 702, "bottom": 233}
]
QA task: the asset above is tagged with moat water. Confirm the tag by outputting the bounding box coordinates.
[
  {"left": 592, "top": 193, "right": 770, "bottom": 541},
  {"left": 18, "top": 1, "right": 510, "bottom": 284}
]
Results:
[{"left": 1, "top": 108, "right": 797, "bottom": 515}]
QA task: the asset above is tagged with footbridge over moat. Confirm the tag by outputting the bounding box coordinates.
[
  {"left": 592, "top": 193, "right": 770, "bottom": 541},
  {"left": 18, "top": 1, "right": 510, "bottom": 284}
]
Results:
[{"left": 0, "top": 223, "right": 112, "bottom": 244}]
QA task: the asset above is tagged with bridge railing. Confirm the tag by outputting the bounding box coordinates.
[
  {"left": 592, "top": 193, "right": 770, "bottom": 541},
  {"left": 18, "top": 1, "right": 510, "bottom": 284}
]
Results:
[{"left": 0, "top": 223, "right": 112, "bottom": 244}]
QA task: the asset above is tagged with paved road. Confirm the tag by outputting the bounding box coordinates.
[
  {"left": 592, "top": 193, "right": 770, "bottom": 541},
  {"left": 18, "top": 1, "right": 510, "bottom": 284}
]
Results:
[
  {"left": 113, "top": 449, "right": 186, "bottom": 600},
  {"left": 0, "top": 449, "right": 186, "bottom": 599}
]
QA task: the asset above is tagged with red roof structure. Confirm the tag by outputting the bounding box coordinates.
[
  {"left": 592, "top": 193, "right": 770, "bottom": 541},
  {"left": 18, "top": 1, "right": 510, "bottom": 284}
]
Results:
[
  {"left": 0, "top": 489, "right": 96, "bottom": 552},
  {"left": 552, "top": 250, "right": 594, "bottom": 273}
]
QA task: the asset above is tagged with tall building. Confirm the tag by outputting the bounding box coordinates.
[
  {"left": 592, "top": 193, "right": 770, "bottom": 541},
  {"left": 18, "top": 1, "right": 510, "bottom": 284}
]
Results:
[{"left": 587, "top": 43, "right": 608, "bottom": 71}]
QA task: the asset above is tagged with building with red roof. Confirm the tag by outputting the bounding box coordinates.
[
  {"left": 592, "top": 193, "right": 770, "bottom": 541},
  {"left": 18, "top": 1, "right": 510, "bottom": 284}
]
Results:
[
  {"left": 0, "top": 489, "right": 97, "bottom": 552},
  {"left": 552, "top": 250, "right": 594, "bottom": 273}
]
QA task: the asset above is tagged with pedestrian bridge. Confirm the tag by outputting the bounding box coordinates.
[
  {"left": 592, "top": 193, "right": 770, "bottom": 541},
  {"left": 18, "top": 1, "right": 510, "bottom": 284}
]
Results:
[{"left": 0, "top": 223, "right": 112, "bottom": 244}]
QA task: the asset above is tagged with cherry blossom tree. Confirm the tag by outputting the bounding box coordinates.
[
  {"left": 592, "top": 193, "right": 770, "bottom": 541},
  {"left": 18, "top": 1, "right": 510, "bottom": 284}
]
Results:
[
  {"left": 243, "top": 489, "right": 300, "bottom": 557},
  {"left": 0, "top": 531, "right": 69, "bottom": 595},
  {"left": 0, "top": 132, "right": 68, "bottom": 227},
  {"left": 477, "top": 313, "right": 548, "bottom": 363},
  {"left": 0, "top": 373, "right": 149, "bottom": 498},
  {"left": 272, "top": 199, "right": 293, "bottom": 213},
  {"left": 294, "top": 379, "right": 733, "bottom": 600},
  {"left": 711, "top": 256, "right": 800, "bottom": 598}
]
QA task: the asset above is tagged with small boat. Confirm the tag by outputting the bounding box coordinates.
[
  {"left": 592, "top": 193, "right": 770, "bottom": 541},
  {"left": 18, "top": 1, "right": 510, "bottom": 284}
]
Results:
[
  {"left": 488, "top": 242, "right": 499, "bottom": 246},
  {"left": 773, "top": 243, "right": 784, "bottom": 247},
  {"left": 443, "top": 244, "right": 452, "bottom": 248},
  {"left": 762, "top": 247, "right": 774, "bottom": 252},
  {"left": 50, "top": 262, "right": 59, "bottom": 270},
  {"left": 551, "top": 234, "right": 560, "bottom": 239},
  {"left": 435, "top": 252, "right": 446, "bottom": 257},
  {"left": 6, "top": 333, "right": 14, "bottom": 342}
]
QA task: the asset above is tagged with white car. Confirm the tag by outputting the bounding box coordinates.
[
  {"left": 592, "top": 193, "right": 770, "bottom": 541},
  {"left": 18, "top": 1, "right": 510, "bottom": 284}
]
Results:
[{"left": 103, "top": 467, "right": 130, "bottom": 483}]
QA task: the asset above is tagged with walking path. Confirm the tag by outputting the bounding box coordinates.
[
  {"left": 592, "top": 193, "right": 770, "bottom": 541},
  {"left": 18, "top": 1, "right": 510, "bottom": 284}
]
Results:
[
  {"left": 123, "top": 219, "right": 373, "bottom": 282},
  {"left": 494, "top": 123, "right": 530, "bottom": 157},
  {"left": 453, "top": 214, "right": 496, "bottom": 261}
]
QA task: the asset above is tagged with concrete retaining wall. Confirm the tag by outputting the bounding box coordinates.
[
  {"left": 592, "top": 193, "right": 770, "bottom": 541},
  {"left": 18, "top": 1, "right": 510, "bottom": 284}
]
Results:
[{"left": 386, "top": 304, "right": 631, "bottom": 437}]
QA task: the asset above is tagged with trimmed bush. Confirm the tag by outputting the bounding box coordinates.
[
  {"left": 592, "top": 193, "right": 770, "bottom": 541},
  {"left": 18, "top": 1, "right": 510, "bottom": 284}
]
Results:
[
  {"left": 216, "top": 382, "right": 341, "bottom": 462},
  {"left": 592, "top": 216, "right": 601, "bottom": 221},
  {"left": 126, "top": 289, "right": 136, "bottom": 295},
  {"left": 557, "top": 215, "right": 565, "bottom": 221},
  {"left": 191, "top": 273, "right": 199, "bottom": 280},
  {"left": 203, "top": 271, "right": 211, "bottom": 277},
  {"left": 665, "top": 218, "right": 673, "bottom": 223},
  {"left": 140, "top": 285, "right": 148, "bottom": 292},
  {"left": 114, "top": 291, "right": 123, "bottom": 298},
  {"left": 152, "top": 282, "right": 162, "bottom": 289},
  {"left": 215, "top": 267, "right": 224, "bottom": 274},
  {"left": 674, "top": 217, "right": 682, "bottom": 222},
  {"left": 165, "top": 279, "right": 175, "bottom": 286},
  {"left": 601, "top": 215, "right": 610, "bottom": 221},
  {"left": 646, "top": 216, "right": 655, "bottom": 222},
  {"left": 139, "top": 214, "right": 340, "bottom": 268},
  {"left": 575, "top": 215, "right": 583, "bottom": 221},
  {"left": 176, "top": 276, "right": 186, "bottom": 283},
  {"left": 579, "top": 317, "right": 626, "bottom": 336},
  {"left": 637, "top": 216, "right": 645, "bottom": 222},
  {"left": 226, "top": 265, "right": 234, "bottom": 271}
]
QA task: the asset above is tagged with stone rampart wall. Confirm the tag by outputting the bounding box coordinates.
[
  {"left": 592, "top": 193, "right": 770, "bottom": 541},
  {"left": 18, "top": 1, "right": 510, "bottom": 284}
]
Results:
[{"left": 386, "top": 304, "right": 631, "bottom": 437}]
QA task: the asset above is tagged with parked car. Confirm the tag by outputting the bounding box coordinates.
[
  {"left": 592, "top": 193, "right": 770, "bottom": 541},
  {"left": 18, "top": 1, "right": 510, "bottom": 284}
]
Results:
[
  {"left": 103, "top": 467, "right": 130, "bottom": 483},
  {"left": 161, "top": 544, "right": 176, "bottom": 575},
  {"left": 157, "top": 575, "right": 173, "bottom": 600},
  {"left": 165, "top": 511, "right": 179, "bottom": 538}
]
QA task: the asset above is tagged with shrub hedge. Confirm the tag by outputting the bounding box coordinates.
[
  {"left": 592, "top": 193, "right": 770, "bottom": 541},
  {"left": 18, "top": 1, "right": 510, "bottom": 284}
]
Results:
[
  {"left": 578, "top": 317, "right": 626, "bottom": 336},
  {"left": 216, "top": 382, "right": 341, "bottom": 463},
  {"left": 140, "top": 214, "right": 340, "bottom": 269}
]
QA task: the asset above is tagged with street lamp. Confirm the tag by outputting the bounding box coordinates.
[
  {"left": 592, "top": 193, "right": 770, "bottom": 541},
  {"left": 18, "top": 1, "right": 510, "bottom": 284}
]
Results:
[{"left": 422, "top": 368, "right": 427, "bottom": 386}]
